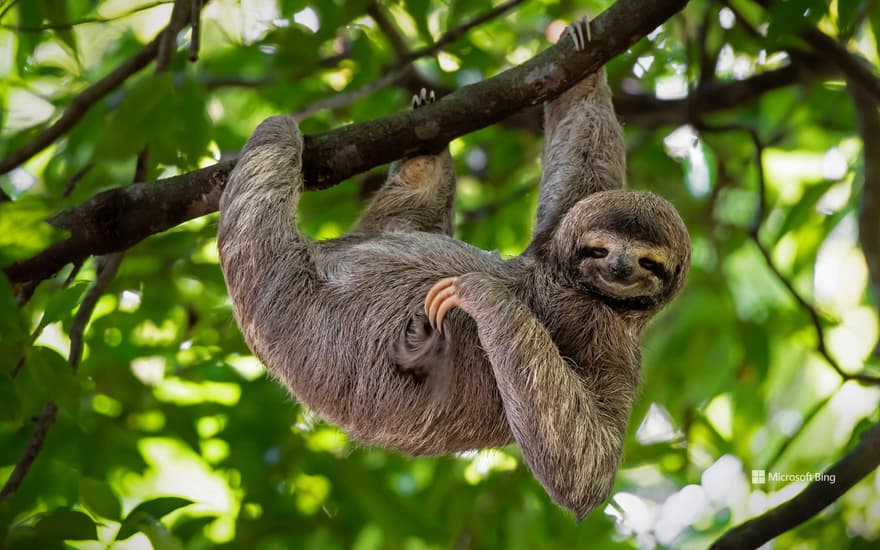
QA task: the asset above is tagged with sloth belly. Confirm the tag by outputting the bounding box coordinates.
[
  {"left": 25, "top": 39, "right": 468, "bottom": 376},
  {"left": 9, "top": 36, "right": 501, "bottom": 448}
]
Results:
[{"left": 274, "top": 238, "right": 515, "bottom": 455}]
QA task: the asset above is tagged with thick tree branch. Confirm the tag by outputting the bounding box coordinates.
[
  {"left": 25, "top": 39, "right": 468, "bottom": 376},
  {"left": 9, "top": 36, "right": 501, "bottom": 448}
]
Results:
[
  {"left": 711, "top": 422, "right": 880, "bottom": 549},
  {"left": 3, "top": 0, "right": 689, "bottom": 284}
]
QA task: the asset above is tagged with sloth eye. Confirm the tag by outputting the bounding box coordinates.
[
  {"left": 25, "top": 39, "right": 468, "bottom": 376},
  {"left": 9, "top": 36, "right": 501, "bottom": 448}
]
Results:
[
  {"left": 580, "top": 247, "right": 608, "bottom": 259},
  {"left": 639, "top": 257, "right": 661, "bottom": 271}
]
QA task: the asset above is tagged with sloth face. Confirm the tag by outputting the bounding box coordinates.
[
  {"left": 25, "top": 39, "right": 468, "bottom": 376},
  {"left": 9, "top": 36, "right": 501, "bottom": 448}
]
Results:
[
  {"left": 553, "top": 190, "right": 691, "bottom": 309},
  {"left": 575, "top": 231, "right": 672, "bottom": 301}
]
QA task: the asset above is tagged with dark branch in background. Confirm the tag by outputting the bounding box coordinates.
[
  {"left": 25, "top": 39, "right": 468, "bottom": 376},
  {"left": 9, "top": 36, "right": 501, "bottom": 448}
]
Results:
[
  {"left": 0, "top": 402, "right": 58, "bottom": 504},
  {"left": 850, "top": 84, "right": 880, "bottom": 356},
  {"left": 3, "top": 0, "right": 691, "bottom": 285},
  {"left": 189, "top": 0, "right": 202, "bottom": 61},
  {"left": 702, "top": 122, "right": 880, "bottom": 386},
  {"left": 800, "top": 29, "right": 880, "bottom": 103},
  {"left": 0, "top": 0, "right": 200, "bottom": 178},
  {"left": 367, "top": 1, "right": 410, "bottom": 57},
  {"left": 711, "top": 422, "right": 880, "bottom": 549}
]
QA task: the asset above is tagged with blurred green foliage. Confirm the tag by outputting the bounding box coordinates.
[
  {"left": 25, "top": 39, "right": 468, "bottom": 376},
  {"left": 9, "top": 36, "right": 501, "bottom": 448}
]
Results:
[{"left": 1, "top": 0, "right": 880, "bottom": 548}]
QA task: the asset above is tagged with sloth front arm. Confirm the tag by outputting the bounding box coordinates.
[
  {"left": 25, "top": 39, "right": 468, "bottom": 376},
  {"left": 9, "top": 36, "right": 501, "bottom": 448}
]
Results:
[{"left": 425, "top": 273, "right": 628, "bottom": 520}]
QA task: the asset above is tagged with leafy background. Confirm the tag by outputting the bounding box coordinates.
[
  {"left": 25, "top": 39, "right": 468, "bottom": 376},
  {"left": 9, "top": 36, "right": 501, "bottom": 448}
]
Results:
[{"left": 1, "top": 0, "right": 880, "bottom": 548}]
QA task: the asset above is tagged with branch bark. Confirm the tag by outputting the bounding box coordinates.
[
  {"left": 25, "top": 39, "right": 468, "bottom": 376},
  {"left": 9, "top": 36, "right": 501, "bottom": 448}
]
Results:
[
  {"left": 711, "top": 422, "right": 880, "bottom": 549},
  {"left": 3, "top": 0, "right": 690, "bottom": 284}
]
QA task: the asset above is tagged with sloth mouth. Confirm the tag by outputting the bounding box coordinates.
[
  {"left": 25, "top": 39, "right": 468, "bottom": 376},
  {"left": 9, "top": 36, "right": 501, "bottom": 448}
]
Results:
[{"left": 596, "top": 274, "right": 643, "bottom": 296}]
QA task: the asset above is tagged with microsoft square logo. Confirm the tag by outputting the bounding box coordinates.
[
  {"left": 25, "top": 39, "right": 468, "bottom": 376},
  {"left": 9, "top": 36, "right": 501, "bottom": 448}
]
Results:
[{"left": 752, "top": 469, "right": 766, "bottom": 484}]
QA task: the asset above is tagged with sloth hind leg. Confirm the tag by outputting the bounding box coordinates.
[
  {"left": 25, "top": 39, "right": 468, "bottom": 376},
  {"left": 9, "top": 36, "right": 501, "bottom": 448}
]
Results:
[{"left": 355, "top": 89, "right": 457, "bottom": 236}]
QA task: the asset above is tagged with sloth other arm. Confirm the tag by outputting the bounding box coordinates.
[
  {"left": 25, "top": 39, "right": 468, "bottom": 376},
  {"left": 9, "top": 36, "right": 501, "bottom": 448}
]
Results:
[
  {"left": 425, "top": 274, "right": 634, "bottom": 519},
  {"left": 530, "top": 19, "right": 626, "bottom": 246}
]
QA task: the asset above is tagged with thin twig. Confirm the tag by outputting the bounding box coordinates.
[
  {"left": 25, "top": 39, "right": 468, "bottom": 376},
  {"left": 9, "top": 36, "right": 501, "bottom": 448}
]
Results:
[
  {"left": 156, "top": 0, "right": 191, "bottom": 72},
  {"left": 67, "top": 254, "right": 124, "bottom": 372},
  {"left": 62, "top": 162, "right": 95, "bottom": 198},
  {"left": 189, "top": 0, "right": 202, "bottom": 62},
  {"left": 0, "top": 402, "right": 58, "bottom": 504},
  {"left": 712, "top": 422, "right": 880, "bottom": 549}
]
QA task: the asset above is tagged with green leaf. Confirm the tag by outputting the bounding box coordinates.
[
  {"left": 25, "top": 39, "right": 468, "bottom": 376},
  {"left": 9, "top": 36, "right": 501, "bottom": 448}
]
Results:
[
  {"left": 766, "top": 0, "right": 827, "bottom": 43},
  {"left": 0, "top": 372, "right": 21, "bottom": 421},
  {"left": 40, "top": 0, "right": 78, "bottom": 56},
  {"left": 42, "top": 281, "right": 88, "bottom": 329},
  {"left": 116, "top": 497, "right": 194, "bottom": 540},
  {"left": 837, "top": 0, "right": 870, "bottom": 37},
  {"left": 138, "top": 515, "right": 185, "bottom": 550},
  {"left": 78, "top": 477, "right": 122, "bottom": 521},
  {"left": 0, "top": 198, "right": 63, "bottom": 265},
  {"left": 101, "top": 73, "right": 175, "bottom": 158},
  {"left": 26, "top": 346, "right": 78, "bottom": 412},
  {"left": 34, "top": 508, "right": 98, "bottom": 541}
]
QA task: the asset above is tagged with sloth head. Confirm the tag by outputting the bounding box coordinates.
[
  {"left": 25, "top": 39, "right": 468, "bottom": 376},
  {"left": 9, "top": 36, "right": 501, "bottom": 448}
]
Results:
[{"left": 552, "top": 190, "right": 691, "bottom": 310}]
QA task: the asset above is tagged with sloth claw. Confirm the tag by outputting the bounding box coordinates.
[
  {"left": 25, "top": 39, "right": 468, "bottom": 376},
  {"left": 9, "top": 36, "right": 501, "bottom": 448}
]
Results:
[
  {"left": 567, "top": 16, "right": 591, "bottom": 52},
  {"left": 411, "top": 87, "right": 437, "bottom": 109},
  {"left": 424, "top": 277, "right": 461, "bottom": 334}
]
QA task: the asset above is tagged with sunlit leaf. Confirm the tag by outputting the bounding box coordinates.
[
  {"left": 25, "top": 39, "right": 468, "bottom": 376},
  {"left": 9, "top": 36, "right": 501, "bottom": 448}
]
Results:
[
  {"left": 33, "top": 508, "right": 98, "bottom": 541},
  {"left": 116, "top": 497, "right": 194, "bottom": 540},
  {"left": 78, "top": 476, "right": 122, "bottom": 521}
]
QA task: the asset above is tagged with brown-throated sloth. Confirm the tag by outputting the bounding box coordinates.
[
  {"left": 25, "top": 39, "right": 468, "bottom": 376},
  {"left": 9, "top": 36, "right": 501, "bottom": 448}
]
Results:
[{"left": 217, "top": 19, "right": 690, "bottom": 520}]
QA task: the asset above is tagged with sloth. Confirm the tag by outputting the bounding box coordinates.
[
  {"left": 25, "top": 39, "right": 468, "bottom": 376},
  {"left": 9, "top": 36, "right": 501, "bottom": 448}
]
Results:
[{"left": 217, "top": 19, "right": 690, "bottom": 520}]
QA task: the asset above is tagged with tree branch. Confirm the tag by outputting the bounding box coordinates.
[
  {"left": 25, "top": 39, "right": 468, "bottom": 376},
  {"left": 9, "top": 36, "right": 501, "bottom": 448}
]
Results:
[
  {"left": 711, "top": 422, "right": 880, "bottom": 549},
  {"left": 3, "top": 0, "right": 690, "bottom": 284},
  {"left": 0, "top": 402, "right": 58, "bottom": 504}
]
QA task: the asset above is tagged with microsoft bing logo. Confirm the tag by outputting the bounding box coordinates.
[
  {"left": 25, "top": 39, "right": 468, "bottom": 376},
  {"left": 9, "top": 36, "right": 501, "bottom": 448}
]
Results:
[{"left": 751, "top": 469, "right": 766, "bottom": 484}]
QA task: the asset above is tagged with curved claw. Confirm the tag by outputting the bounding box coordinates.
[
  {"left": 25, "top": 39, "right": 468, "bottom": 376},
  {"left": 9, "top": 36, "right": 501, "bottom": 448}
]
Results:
[
  {"left": 424, "top": 277, "right": 459, "bottom": 333},
  {"left": 411, "top": 87, "right": 438, "bottom": 109},
  {"left": 566, "top": 15, "right": 591, "bottom": 52}
]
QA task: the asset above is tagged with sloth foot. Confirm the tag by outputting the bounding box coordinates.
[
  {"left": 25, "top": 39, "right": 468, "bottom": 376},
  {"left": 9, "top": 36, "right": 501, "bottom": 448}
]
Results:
[
  {"left": 411, "top": 87, "right": 437, "bottom": 110},
  {"left": 567, "top": 16, "right": 591, "bottom": 52},
  {"left": 424, "top": 276, "right": 462, "bottom": 334}
]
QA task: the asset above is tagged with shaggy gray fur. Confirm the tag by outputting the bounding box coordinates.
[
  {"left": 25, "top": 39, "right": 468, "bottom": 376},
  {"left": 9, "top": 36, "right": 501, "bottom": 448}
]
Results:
[{"left": 218, "top": 58, "right": 690, "bottom": 518}]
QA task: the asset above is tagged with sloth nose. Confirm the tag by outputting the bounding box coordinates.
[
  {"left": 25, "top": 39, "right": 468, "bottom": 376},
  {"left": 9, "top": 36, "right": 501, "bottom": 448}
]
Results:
[{"left": 609, "top": 257, "right": 634, "bottom": 279}]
